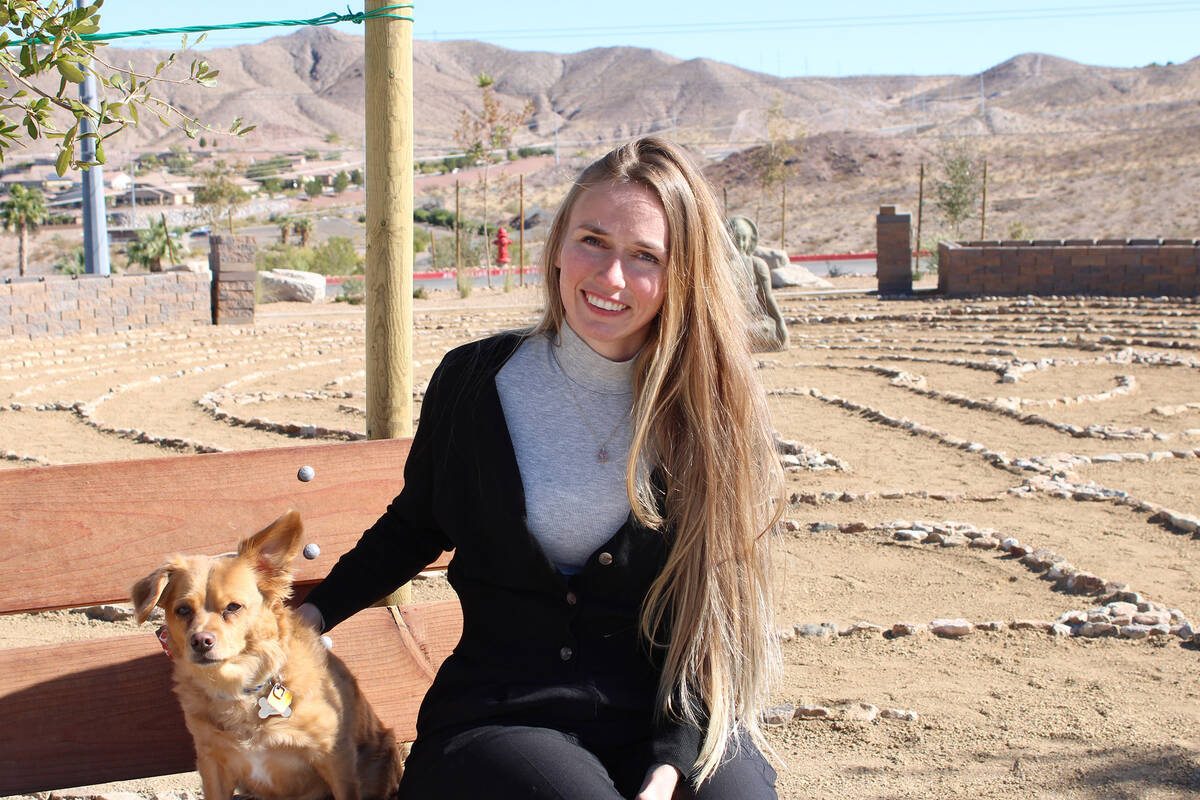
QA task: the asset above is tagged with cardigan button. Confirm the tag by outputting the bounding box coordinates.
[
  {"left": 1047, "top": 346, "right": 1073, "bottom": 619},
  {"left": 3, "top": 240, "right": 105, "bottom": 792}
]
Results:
[
  {"left": 559, "top": 646, "right": 574, "bottom": 661},
  {"left": 565, "top": 592, "right": 577, "bottom": 605},
  {"left": 598, "top": 552, "right": 613, "bottom": 566}
]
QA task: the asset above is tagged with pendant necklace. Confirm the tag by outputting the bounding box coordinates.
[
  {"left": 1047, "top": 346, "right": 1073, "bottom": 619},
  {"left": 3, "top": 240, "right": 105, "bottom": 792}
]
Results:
[{"left": 553, "top": 346, "right": 629, "bottom": 463}]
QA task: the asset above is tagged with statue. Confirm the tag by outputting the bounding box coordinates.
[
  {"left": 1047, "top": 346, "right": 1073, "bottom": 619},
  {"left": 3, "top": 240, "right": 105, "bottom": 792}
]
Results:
[{"left": 728, "top": 215, "right": 789, "bottom": 352}]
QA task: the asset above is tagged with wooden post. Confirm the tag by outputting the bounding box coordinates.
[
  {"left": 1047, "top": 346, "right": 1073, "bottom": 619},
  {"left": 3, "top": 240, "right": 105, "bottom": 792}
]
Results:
[
  {"left": 915, "top": 162, "right": 924, "bottom": 274},
  {"left": 483, "top": 174, "right": 492, "bottom": 288},
  {"left": 519, "top": 173, "right": 525, "bottom": 287},
  {"left": 979, "top": 159, "right": 988, "bottom": 240},
  {"left": 162, "top": 213, "right": 178, "bottom": 267},
  {"left": 780, "top": 183, "right": 787, "bottom": 252},
  {"left": 365, "top": 0, "right": 413, "bottom": 605},
  {"left": 455, "top": 179, "right": 461, "bottom": 273},
  {"left": 227, "top": 208, "right": 234, "bottom": 235}
]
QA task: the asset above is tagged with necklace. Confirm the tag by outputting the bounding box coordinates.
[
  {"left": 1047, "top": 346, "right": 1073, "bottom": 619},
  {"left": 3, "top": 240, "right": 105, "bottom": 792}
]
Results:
[{"left": 552, "top": 345, "right": 629, "bottom": 463}]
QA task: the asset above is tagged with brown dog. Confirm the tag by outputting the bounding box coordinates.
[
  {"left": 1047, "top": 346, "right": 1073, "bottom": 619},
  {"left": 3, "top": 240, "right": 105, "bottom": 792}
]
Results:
[{"left": 132, "top": 510, "right": 403, "bottom": 800}]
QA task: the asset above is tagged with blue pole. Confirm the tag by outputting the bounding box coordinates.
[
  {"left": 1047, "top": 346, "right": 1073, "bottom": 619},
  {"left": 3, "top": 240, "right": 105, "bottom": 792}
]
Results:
[{"left": 78, "top": 0, "right": 110, "bottom": 276}]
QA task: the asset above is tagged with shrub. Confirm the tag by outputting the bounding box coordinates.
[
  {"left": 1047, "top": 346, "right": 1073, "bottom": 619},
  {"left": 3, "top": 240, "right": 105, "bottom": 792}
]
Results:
[
  {"left": 336, "top": 275, "right": 365, "bottom": 305},
  {"left": 414, "top": 226, "right": 432, "bottom": 255},
  {"left": 256, "top": 244, "right": 314, "bottom": 273},
  {"left": 308, "top": 236, "right": 363, "bottom": 276}
]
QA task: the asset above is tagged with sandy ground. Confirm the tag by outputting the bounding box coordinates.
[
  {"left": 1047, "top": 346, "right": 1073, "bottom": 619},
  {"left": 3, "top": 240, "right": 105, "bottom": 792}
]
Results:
[{"left": 3, "top": 277, "right": 1200, "bottom": 799}]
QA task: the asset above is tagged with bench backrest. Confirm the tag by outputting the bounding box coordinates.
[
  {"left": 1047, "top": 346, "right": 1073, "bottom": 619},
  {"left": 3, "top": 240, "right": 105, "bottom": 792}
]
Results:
[{"left": 0, "top": 439, "right": 459, "bottom": 796}]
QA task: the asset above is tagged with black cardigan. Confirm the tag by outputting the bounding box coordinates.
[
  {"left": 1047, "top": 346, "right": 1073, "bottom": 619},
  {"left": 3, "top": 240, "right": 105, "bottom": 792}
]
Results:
[{"left": 303, "top": 333, "right": 703, "bottom": 775}]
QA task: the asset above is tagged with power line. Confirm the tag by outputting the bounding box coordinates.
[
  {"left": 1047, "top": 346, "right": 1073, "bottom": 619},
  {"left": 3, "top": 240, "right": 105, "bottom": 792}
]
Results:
[{"left": 422, "top": 2, "right": 1200, "bottom": 40}]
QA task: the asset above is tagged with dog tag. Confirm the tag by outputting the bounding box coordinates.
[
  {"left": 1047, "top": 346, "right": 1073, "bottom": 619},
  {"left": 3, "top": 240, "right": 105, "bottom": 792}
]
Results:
[{"left": 257, "top": 683, "right": 293, "bottom": 719}]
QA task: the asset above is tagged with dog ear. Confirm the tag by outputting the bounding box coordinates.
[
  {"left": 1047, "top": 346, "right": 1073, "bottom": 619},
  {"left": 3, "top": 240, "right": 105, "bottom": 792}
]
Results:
[
  {"left": 238, "top": 509, "right": 304, "bottom": 582},
  {"left": 131, "top": 565, "right": 174, "bottom": 624}
]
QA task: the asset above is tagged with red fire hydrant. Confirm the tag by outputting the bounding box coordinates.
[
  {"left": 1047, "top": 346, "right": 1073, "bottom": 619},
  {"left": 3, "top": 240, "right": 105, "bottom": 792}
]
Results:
[{"left": 493, "top": 226, "right": 512, "bottom": 265}]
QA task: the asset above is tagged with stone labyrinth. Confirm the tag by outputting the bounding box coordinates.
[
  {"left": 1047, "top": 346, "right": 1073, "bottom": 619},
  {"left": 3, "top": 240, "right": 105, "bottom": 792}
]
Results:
[{"left": 3, "top": 292, "right": 1200, "bottom": 751}]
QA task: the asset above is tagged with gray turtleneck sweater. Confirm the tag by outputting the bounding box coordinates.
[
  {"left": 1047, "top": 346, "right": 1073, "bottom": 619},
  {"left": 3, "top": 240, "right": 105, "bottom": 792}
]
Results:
[{"left": 495, "top": 323, "right": 635, "bottom": 575}]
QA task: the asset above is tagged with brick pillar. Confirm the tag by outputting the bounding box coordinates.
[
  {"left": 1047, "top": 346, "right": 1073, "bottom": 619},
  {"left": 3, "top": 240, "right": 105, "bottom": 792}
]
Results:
[
  {"left": 876, "top": 205, "right": 913, "bottom": 295},
  {"left": 209, "top": 234, "right": 256, "bottom": 325}
]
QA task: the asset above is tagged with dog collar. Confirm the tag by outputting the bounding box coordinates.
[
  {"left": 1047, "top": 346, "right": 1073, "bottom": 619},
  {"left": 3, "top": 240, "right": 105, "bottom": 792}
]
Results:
[{"left": 153, "top": 629, "right": 291, "bottom": 716}]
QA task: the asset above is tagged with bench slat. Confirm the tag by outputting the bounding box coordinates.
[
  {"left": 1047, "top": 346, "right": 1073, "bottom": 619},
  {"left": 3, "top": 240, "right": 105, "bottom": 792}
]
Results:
[
  {"left": 0, "top": 439, "right": 456, "bottom": 614},
  {"left": 0, "top": 601, "right": 463, "bottom": 797}
]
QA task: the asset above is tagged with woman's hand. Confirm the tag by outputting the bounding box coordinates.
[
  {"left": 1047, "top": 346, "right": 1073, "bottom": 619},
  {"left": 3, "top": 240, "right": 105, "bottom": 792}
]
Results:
[
  {"left": 295, "top": 602, "right": 324, "bottom": 632},
  {"left": 635, "top": 763, "right": 680, "bottom": 800}
]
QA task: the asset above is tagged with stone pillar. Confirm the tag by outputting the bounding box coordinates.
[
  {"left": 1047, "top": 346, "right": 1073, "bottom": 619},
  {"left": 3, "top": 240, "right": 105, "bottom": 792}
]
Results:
[
  {"left": 876, "top": 205, "right": 913, "bottom": 295},
  {"left": 209, "top": 234, "right": 256, "bottom": 325}
]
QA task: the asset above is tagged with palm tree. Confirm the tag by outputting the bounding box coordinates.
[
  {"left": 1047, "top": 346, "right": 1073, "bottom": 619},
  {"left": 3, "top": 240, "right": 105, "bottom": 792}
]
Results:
[
  {"left": 1, "top": 185, "right": 48, "bottom": 277},
  {"left": 126, "top": 219, "right": 180, "bottom": 272},
  {"left": 291, "top": 217, "right": 314, "bottom": 248},
  {"left": 277, "top": 216, "right": 291, "bottom": 245}
]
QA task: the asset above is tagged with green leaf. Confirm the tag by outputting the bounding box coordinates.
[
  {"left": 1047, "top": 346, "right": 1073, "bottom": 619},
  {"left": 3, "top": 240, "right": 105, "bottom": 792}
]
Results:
[
  {"left": 55, "top": 147, "right": 70, "bottom": 177},
  {"left": 24, "top": 118, "right": 36, "bottom": 139},
  {"left": 94, "top": 141, "right": 104, "bottom": 163},
  {"left": 56, "top": 58, "right": 86, "bottom": 83},
  {"left": 238, "top": 125, "right": 257, "bottom": 136}
]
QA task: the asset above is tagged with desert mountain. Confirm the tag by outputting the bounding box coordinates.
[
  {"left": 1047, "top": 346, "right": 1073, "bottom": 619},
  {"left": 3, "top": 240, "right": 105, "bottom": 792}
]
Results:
[
  {"left": 11, "top": 30, "right": 1198, "bottom": 253},
  {"left": 91, "top": 28, "right": 1198, "bottom": 157}
]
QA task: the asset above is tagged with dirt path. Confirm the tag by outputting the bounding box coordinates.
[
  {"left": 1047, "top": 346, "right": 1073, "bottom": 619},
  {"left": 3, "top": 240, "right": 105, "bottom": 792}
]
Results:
[{"left": 2, "top": 285, "right": 1199, "bottom": 799}]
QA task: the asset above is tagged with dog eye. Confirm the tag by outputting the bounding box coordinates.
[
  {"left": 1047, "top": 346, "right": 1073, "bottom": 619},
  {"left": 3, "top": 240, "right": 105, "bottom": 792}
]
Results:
[
  {"left": 224, "top": 602, "right": 242, "bottom": 615},
  {"left": 174, "top": 604, "right": 193, "bottom": 618}
]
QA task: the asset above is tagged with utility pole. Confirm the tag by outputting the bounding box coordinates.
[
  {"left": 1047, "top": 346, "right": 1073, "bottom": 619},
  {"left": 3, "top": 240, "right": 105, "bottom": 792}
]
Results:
[
  {"left": 980, "top": 159, "right": 988, "bottom": 240},
  {"left": 78, "top": 0, "right": 109, "bottom": 276},
  {"left": 915, "top": 162, "right": 925, "bottom": 274},
  {"left": 365, "top": 0, "right": 414, "bottom": 606}
]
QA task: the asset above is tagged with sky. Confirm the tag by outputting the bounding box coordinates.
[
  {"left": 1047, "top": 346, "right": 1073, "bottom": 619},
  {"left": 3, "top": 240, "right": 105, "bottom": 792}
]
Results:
[{"left": 92, "top": 1, "right": 1200, "bottom": 78}]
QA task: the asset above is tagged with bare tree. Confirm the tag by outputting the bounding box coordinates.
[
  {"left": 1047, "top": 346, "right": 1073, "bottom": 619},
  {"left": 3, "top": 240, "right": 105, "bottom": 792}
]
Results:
[
  {"left": 453, "top": 73, "right": 531, "bottom": 286},
  {"left": 752, "top": 95, "right": 803, "bottom": 246}
]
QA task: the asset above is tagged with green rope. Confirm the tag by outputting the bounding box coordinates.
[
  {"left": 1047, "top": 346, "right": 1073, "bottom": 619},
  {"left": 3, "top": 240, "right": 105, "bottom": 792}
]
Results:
[{"left": 7, "top": 5, "right": 414, "bottom": 48}]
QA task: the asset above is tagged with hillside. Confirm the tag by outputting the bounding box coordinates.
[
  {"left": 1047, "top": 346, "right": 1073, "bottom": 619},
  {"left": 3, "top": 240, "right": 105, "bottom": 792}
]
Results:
[{"left": 10, "top": 30, "right": 1200, "bottom": 252}]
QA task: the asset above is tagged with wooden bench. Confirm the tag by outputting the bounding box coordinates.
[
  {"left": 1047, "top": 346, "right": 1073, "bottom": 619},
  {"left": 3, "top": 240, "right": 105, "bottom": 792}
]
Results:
[{"left": 0, "top": 439, "right": 459, "bottom": 797}]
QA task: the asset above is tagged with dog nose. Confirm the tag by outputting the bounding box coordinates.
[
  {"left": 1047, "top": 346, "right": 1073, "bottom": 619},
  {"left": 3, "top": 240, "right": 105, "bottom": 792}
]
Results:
[{"left": 190, "top": 632, "right": 216, "bottom": 653}]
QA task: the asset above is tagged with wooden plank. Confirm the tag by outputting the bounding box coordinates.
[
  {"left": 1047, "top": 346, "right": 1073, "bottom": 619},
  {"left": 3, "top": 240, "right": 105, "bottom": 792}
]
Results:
[
  {"left": 393, "top": 600, "right": 464, "bottom": 681},
  {"left": 0, "top": 439, "right": 428, "bottom": 614},
  {"left": 0, "top": 602, "right": 463, "bottom": 796}
]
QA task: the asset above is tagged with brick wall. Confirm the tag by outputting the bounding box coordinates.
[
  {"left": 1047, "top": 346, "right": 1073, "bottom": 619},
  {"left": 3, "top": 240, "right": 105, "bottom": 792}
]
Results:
[
  {"left": 0, "top": 272, "right": 212, "bottom": 339},
  {"left": 937, "top": 239, "right": 1200, "bottom": 297},
  {"left": 876, "top": 205, "right": 913, "bottom": 295}
]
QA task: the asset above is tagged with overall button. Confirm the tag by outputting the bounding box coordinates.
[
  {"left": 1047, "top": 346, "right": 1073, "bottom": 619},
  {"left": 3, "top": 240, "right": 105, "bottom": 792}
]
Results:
[
  {"left": 597, "top": 552, "right": 613, "bottom": 566},
  {"left": 565, "top": 591, "right": 578, "bottom": 605},
  {"left": 559, "top": 646, "right": 574, "bottom": 661}
]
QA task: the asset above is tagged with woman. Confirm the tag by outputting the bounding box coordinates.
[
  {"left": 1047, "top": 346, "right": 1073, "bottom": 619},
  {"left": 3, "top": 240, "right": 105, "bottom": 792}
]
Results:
[{"left": 300, "top": 137, "right": 783, "bottom": 799}]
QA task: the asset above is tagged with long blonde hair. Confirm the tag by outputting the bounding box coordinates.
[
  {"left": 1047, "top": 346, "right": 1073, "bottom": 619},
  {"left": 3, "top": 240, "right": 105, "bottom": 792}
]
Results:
[{"left": 535, "top": 137, "right": 784, "bottom": 783}]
